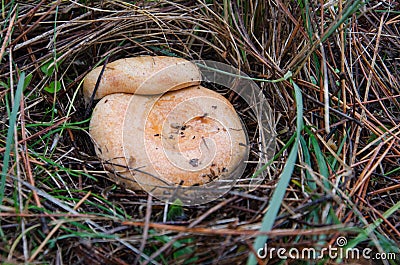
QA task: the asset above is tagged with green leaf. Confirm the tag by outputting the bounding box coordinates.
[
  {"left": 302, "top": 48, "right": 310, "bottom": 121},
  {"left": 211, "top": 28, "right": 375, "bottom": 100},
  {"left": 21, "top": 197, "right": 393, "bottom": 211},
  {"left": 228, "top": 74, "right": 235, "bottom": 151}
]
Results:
[
  {"left": 23, "top": 73, "right": 33, "bottom": 89},
  {"left": 44, "top": 80, "right": 61, "bottom": 93},
  {"left": 167, "top": 198, "right": 184, "bottom": 221},
  {"left": 0, "top": 80, "right": 9, "bottom": 89},
  {"left": 40, "top": 59, "right": 62, "bottom": 76},
  {"left": 41, "top": 61, "right": 55, "bottom": 76}
]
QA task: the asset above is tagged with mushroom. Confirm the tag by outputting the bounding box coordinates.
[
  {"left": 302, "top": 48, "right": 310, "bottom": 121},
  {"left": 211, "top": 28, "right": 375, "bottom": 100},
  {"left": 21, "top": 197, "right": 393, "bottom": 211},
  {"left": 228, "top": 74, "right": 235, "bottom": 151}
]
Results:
[
  {"left": 83, "top": 56, "right": 201, "bottom": 102},
  {"left": 85, "top": 56, "right": 248, "bottom": 201}
]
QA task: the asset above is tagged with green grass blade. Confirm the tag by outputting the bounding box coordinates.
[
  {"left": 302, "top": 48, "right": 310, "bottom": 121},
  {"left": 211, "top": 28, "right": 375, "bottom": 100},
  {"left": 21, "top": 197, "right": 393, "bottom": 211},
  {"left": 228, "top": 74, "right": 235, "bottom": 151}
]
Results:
[
  {"left": 304, "top": 127, "right": 329, "bottom": 178},
  {"left": 252, "top": 132, "right": 296, "bottom": 178},
  {"left": 345, "top": 201, "right": 400, "bottom": 249},
  {"left": 247, "top": 79, "right": 304, "bottom": 265},
  {"left": 336, "top": 201, "right": 400, "bottom": 264},
  {"left": 304, "top": 127, "right": 331, "bottom": 191},
  {"left": 0, "top": 72, "right": 25, "bottom": 206},
  {"left": 321, "top": 0, "right": 362, "bottom": 43},
  {"left": 299, "top": 135, "right": 316, "bottom": 190},
  {"left": 331, "top": 129, "right": 348, "bottom": 170}
]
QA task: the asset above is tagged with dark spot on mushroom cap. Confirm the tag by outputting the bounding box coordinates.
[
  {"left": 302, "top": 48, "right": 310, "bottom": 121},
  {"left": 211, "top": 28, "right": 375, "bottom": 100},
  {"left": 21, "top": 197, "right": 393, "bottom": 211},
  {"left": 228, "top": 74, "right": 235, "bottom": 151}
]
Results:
[
  {"left": 210, "top": 167, "right": 217, "bottom": 177},
  {"left": 189, "top": 158, "right": 199, "bottom": 167}
]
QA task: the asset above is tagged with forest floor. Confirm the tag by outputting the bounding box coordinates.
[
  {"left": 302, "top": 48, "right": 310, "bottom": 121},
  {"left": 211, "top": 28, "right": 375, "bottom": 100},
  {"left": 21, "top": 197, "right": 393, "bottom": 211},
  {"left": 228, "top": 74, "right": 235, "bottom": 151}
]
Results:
[{"left": 0, "top": 1, "right": 399, "bottom": 264}]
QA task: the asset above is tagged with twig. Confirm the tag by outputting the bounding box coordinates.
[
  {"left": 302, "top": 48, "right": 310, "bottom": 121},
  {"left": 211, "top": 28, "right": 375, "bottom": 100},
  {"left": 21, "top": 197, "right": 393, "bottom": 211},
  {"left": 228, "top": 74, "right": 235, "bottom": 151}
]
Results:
[
  {"left": 84, "top": 55, "right": 110, "bottom": 118},
  {"left": 0, "top": 8, "right": 17, "bottom": 62},
  {"left": 19, "top": 95, "right": 50, "bottom": 236},
  {"left": 134, "top": 194, "right": 152, "bottom": 265},
  {"left": 29, "top": 191, "right": 92, "bottom": 261},
  {"left": 9, "top": 0, "right": 59, "bottom": 47},
  {"left": 351, "top": 14, "right": 385, "bottom": 166},
  {"left": 123, "top": 221, "right": 349, "bottom": 237},
  {"left": 318, "top": 33, "right": 330, "bottom": 134},
  {"left": 368, "top": 184, "right": 400, "bottom": 196},
  {"left": 302, "top": 92, "right": 363, "bottom": 126},
  {"left": 142, "top": 196, "right": 237, "bottom": 265},
  {"left": 350, "top": 140, "right": 395, "bottom": 200},
  {"left": 13, "top": 12, "right": 92, "bottom": 51}
]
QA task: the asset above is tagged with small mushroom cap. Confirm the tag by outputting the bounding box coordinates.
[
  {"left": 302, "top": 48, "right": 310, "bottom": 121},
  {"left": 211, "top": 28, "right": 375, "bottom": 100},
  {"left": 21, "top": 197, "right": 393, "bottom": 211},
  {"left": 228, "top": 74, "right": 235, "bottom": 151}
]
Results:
[
  {"left": 83, "top": 56, "right": 201, "bottom": 102},
  {"left": 89, "top": 86, "right": 248, "bottom": 190}
]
